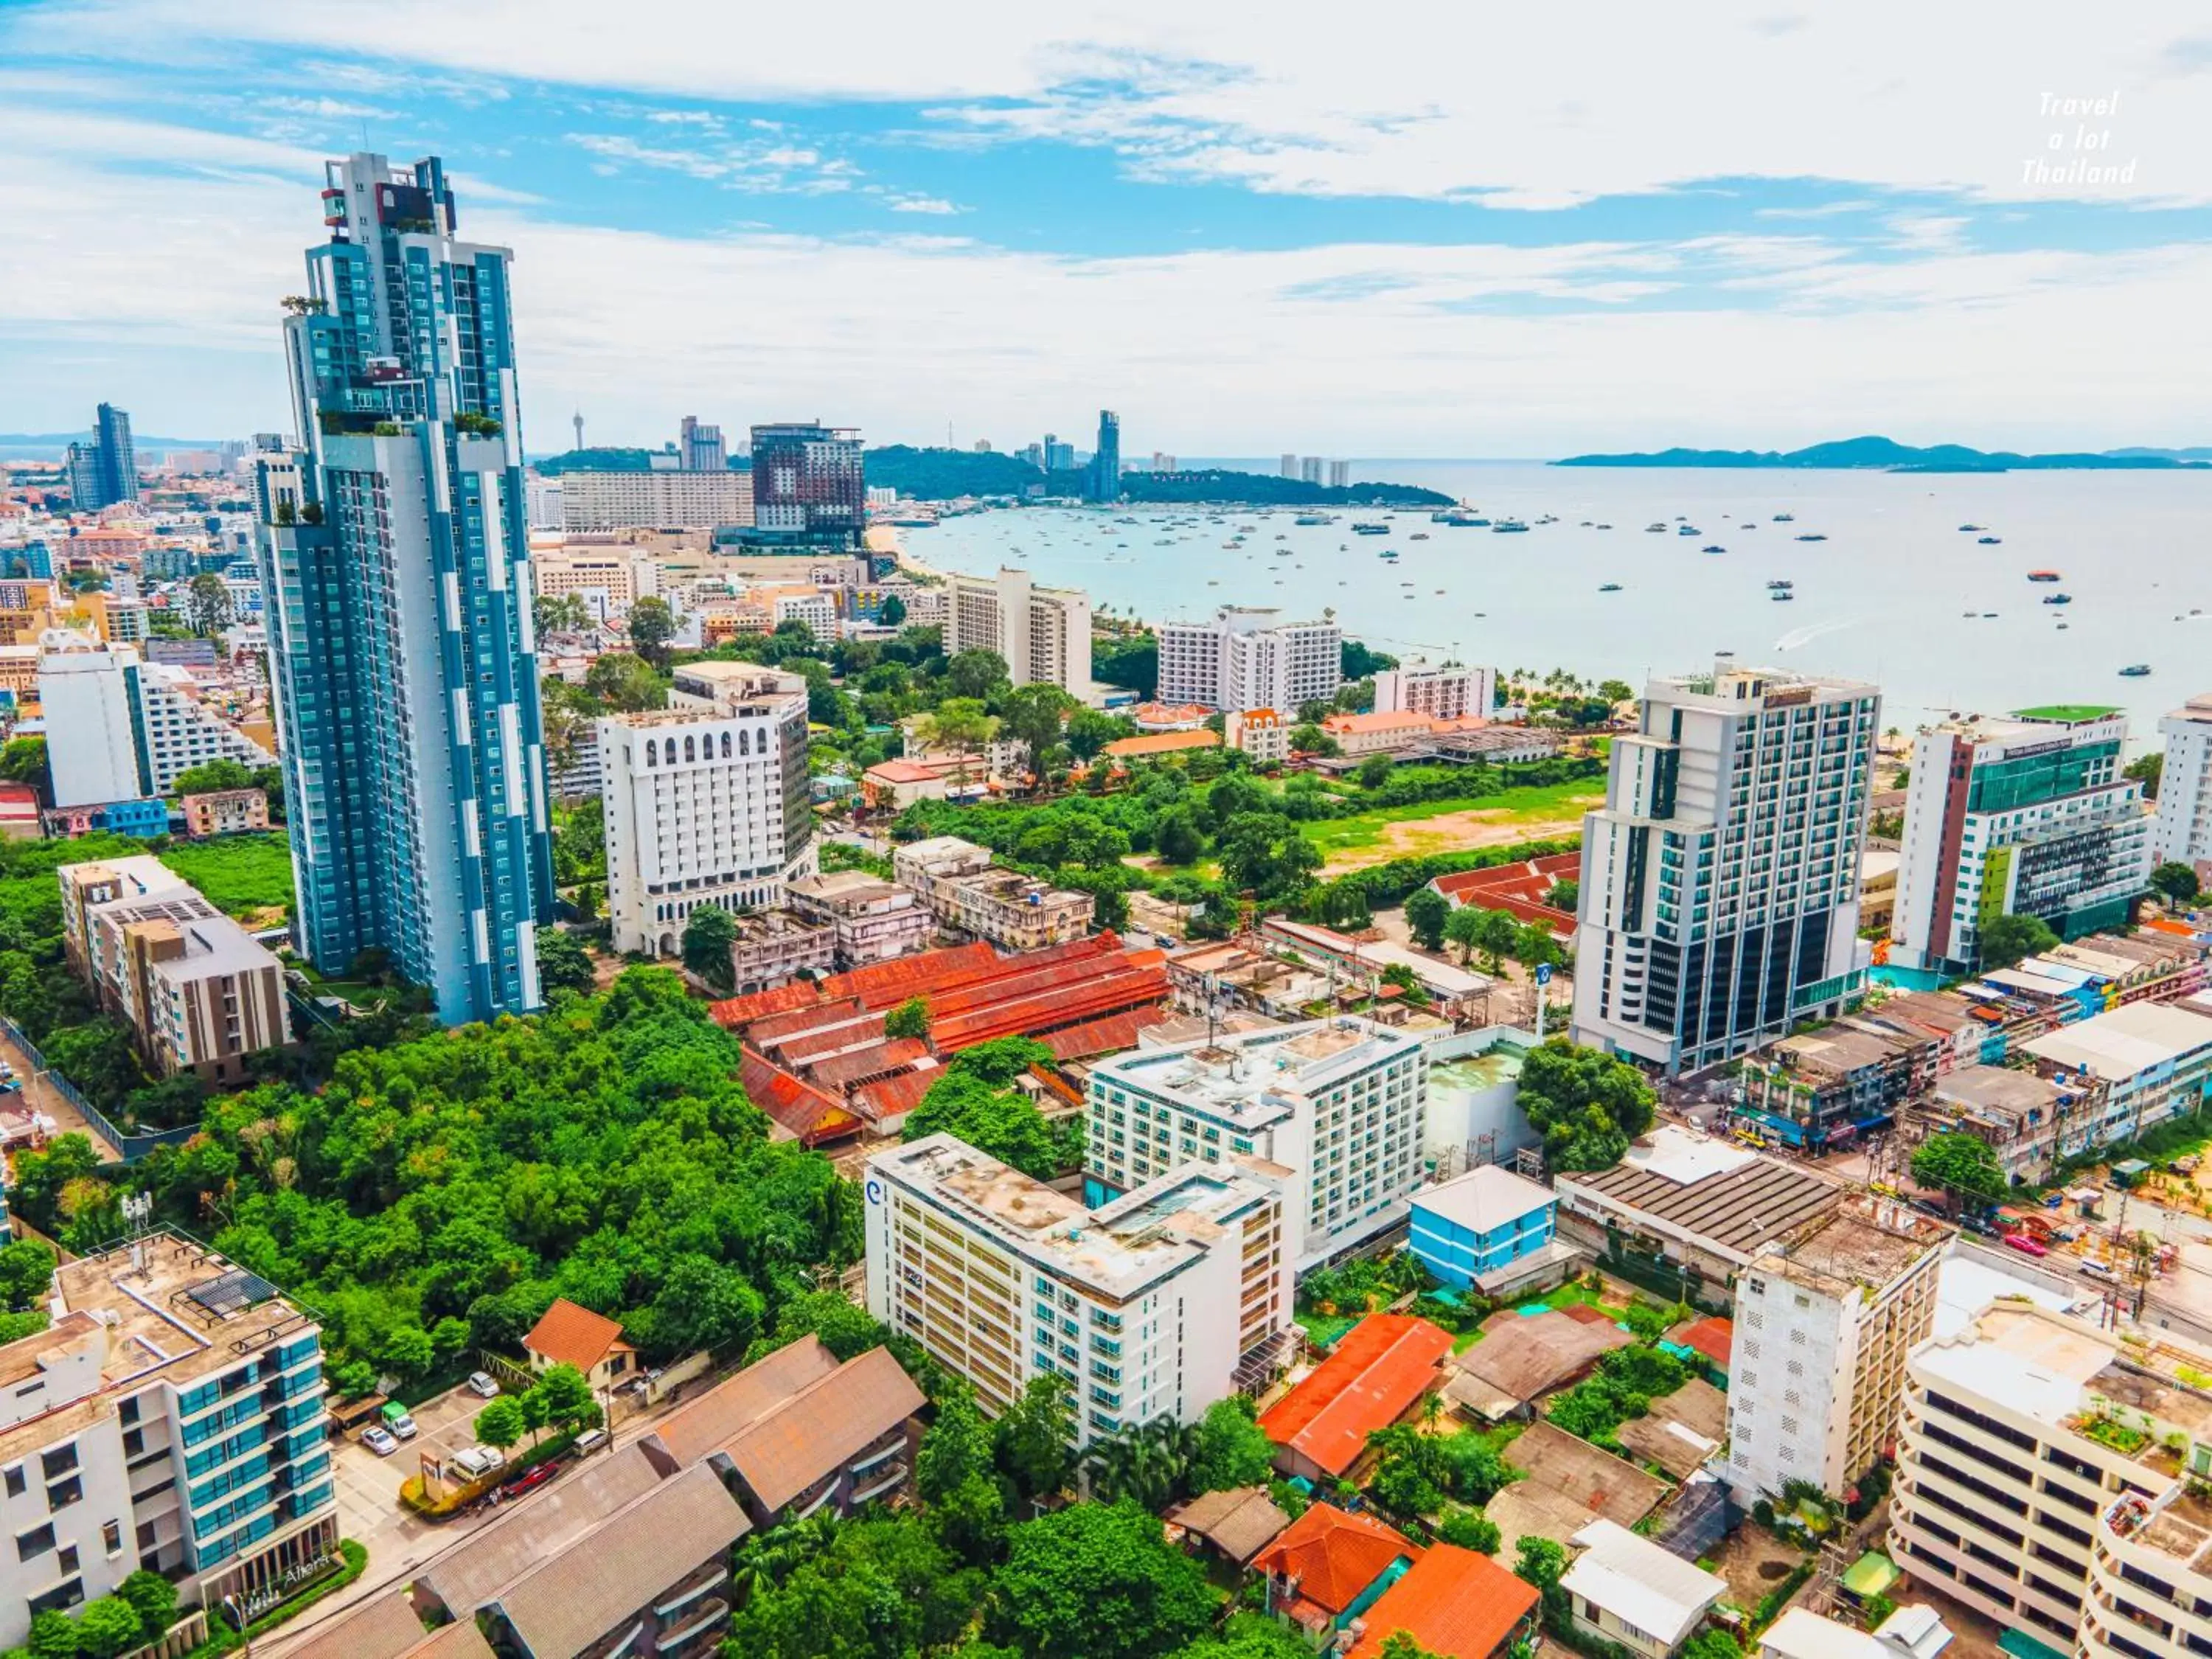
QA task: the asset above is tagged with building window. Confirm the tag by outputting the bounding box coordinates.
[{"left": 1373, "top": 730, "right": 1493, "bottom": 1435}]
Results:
[{"left": 16, "top": 1524, "right": 53, "bottom": 1560}]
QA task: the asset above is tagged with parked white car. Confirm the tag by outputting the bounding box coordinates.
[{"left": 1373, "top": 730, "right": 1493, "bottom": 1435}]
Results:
[
  {"left": 466, "top": 1371, "right": 500, "bottom": 1399},
  {"left": 451, "top": 1444, "right": 504, "bottom": 1477},
  {"left": 361, "top": 1426, "right": 398, "bottom": 1456}
]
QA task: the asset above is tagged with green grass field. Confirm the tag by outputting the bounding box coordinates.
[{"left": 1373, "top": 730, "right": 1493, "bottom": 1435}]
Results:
[
  {"left": 158, "top": 832, "right": 295, "bottom": 925},
  {"left": 1301, "top": 776, "right": 1603, "bottom": 861}
]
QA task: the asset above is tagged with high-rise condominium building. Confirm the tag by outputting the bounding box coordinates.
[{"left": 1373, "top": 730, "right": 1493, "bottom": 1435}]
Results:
[
  {"left": 678, "top": 414, "right": 727, "bottom": 473},
  {"left": 1374, "top": 662, "right": 1494, "bottom": 723},
  {"left": 1279, "top": 454, "right": 1298, "bottom": 479},
  {"left": 558, "top": 468, "right": 752, "bottom": 532},
  {"left": 255, "top": 152, "right": 554, "bottom": 1025},
  {"left": 748, "top": 422, "right": 863, "bottom": 546},
  {"left": 1086, "top": 411, "right": 1121, "bottom": 502},
  {"left": 1889, "top": 1297, "right": 2212, "bottom": 1659},
  {"left": 1572, "top": 662, "right": 1879, "bottom": 1075},
  {"left": 1299, "top": 456, "right": 1323, "bottom": 484},
  {"left": 942, "top": 566, "right": 1093, "bottom": 695},
  {"left": 0, "top": 1232, "right": 335, "bottom": 1650},
  {"left": 1044, "top": 437, "right": 1075, "bottom": 472},
  {"left": 864, "top": 1135, "right": 1294, "bottom": 1446},
  {"left": 1157, "top": 606, "right": 1342, "bottom": 714},
  {"left": 65, "top": 403, "right": 137, "bottom": 511},
  {"left": 599, "top": 661, "right": 813, "bottom": 956},
  {"left": 1891, "top": 706, "right": 2153, "bottom": 973},
  {"left": 1084, "top": 1018, "right": 1427, "bottom": 1268},
  {"left": 2154, "top": 692, "right": 2212, "bottom": 880},
  {"left": 1724, "top": 1203, "right": 1945, "bottom": 1504},
  {"left": 1327, "top": 459, "right": 1351, "bottom": 489}
]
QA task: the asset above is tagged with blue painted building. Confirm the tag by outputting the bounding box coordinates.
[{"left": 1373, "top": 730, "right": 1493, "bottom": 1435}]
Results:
[
  {"left": 1408, "top": 1164, "right": 1571, "bottom": 1295},
  {"left": 256, "top": 153, "right": 552, "bottom": 1023}
]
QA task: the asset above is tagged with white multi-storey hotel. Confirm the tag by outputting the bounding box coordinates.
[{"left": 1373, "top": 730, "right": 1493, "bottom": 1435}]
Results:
[
  {"left": 1573, "top": 662, "right": 1879, "bottom": 1075},
  {"left": 941, "top": 566, "right": 1093, "bottom": 696},
  {"left": 558, "top": 468, "right": 753, "bottom": 532},
  {"left": 1082, "top": 1018, "right": 1427, "bottom": 1270},
  {"left": 1374, "top": 661, "right": 1494, "bottom": 723},
  {"left": 599, "top": 661, "right": 813, "bottom": 955},
  {"left": 864, "top": 1135, "right": 1295, "bottom": 1445},
  {"left": 1157, "top": 607, "right": 1341, "bottom": 715},
  {"left": 2155, "top": 692, "right": 2212, "bottom": 880},
  {"left": 1890, "top": 1297, "right": 2212, "bottom": 1659}
]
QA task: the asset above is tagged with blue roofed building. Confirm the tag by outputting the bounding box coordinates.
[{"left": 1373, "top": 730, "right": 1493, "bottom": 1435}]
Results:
[{"left": 1408, "top": 1164, "right": 1582, "bottom": 1298}]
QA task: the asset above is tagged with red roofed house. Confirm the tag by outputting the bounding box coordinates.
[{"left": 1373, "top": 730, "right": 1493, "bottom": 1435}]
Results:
[
  {"left": 1253, "top": 1503, "right": 1421, "bottom": 1645},
  {"left": 1669, "top": 1315, "right": 1733, "bottom": 1382},
  {"left": 1428, "top": 852, "right": 1582, "bottom": 940},
  {"left": 523, "top": 1298, "right": 638, "bottom": 1392},
  {"left": 1258, "top": 1314, "right": 1453, "bottom": 1484},
  {"left": 1346, "top": 1540, "right": 1541, "bottom": 1659}
]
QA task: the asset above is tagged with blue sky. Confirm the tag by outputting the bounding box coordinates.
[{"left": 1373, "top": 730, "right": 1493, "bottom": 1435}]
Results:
[{"left": 6, "top": 1, "right": 2212, "bottom": 453}]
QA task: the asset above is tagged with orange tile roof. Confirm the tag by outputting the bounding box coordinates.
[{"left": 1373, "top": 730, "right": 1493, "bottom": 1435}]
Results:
[
  {"left": 739, "top": 1051, "right": 864, "bottom": 1145},
  {"left": 1346, "top": 1542, "right": 1540, "bottom": 1659},
  {"left": 1257, "top": 1314, "right": 1453, "bottom": 1479},
  {"left": 524, "top": 1298, "right": 633, "bottom": 1374},
  {"left": 1673, "top": 1315, "right": 1733, "bottom": 1368},
  {"left": 866, "top": 759, "right": 942, "bottom": 784},
  {"left": 1251, "top": 1503, "right": 1419, "bottom": 1615},
  {"left": 1322, "top": 709, "right": 1434, "bottom": 734},
  {"left": 1104, "top": 729, "right": 1222, "bottom": 758}
]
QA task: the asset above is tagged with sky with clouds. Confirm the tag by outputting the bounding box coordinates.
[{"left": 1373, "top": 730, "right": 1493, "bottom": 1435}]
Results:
[{"left": 5, "top": 1, "right": 2212, "bottom": 455}]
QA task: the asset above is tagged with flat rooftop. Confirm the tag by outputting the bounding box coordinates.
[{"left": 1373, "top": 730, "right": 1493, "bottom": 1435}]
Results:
[
  {"left": 1930, "top": 1065, "right": 2062, "bottom": 1123},
  {"left": 1557, "top": 1128, "right": 1843, "bottom": 1262},
  {"left": 1760, "top": 1206, "right": 1939, "bottom": 1295},
  {"left": 2023, "top": 1002, "right": 2212, "bottom": 1079},
  {"left": 1915, "top": 1300, "right": 2117, "bottom": 1431},
  {"left": 1091, "top": 1018, "right": 1417, "bottom": 1129}
]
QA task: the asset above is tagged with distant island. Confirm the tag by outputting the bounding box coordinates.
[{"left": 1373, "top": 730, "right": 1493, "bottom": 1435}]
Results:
[
  {"left": 1554, "top": 435, "right": 2210, "bottom": 473},
  {"left": 863, "top": 446, "right": 1451, "bottom": 506}
]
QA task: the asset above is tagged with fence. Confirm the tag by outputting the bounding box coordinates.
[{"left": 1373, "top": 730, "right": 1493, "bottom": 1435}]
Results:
[
  {"left": 0, "top": 1013, "right": 203, "bottom": 1163},
  {"left": 116, "top": 1609, "right": 209, "bottom": 1659}
]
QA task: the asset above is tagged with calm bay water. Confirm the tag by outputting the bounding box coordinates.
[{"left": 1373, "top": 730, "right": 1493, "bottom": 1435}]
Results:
[{"left": 897, "top": 462, "right": 2212, "bottom": 745}]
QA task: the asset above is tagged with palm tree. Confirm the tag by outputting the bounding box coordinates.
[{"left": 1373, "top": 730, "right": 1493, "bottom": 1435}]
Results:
[
  {"left": 1082, "top": 1415, "right": 1195, "bottom": 1510},
  {"left": 730, "top": 1509, "right": 841, "bottom": 1605}
]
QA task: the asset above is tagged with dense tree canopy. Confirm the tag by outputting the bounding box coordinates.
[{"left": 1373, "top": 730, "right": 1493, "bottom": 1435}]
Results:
[
  {"left": 1515, "top": 1040, "right": 1656, "bottom": 1172},
  {"left": 1978, "top": 911, "right": 2061, "bottom": 971},
  {"left": 984, "top": 1500, "right": 1215, "bottom": 1659},
  {"left": 1910, "top": 1130, "right": 2008, "bottom": 1205}
]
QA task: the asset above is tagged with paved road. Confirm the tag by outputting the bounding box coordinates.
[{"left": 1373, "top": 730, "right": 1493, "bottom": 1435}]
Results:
[{"left": 0, "top": 1025, "right": 119, "bottom": 1161}]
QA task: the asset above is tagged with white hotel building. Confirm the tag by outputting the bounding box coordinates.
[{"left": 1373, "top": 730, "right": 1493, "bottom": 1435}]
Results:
[
  {"left": 942, "top": 566, "right": 1092, "bottom": 696},
  {"left": 599, "top": 661, "right": 813, "bottom": 955},
  {"left": 1374, "top": 661, "right": 1495, "bottom": 723},
  {"left": 1157, "top": 606, "right": 1341, "bottom": 715},
  {"left": 1082, "top": 1018, "right": 1427, "bottom": 1270},
  {"left": 2155, "top": 692, "right": 2212, "bottom": 880},
  {"left": 864, "top": 1135, "right": 1295, "bottom": 1445},
  {"left": 558, "top": 468, "right": 753, "bottom": 532}
]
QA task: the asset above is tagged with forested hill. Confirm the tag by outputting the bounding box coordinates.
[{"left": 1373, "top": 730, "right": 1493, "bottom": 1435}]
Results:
[
  {"left": 864, "top": 446, "right": 1452, "bottom": 505},
  {"left": 1555, "top": 434, "right": 2205, "bottom": 472}
]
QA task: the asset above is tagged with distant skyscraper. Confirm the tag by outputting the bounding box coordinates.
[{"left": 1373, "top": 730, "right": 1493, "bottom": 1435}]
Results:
[
  {"left": 678, "top": 415, "right": 726, "bottom": 473},
  {"left": 2157, "top": 692, "right": 2212, "bottom": 877},
  {"left": 1086, "top": 410, "right": 1121, "bottom": 502},
  {"left": 1044, "top": 437, "right": 1076, "bottom": 472},
  {"left": 256, "top": 151, "right": 554, "bottom": 1024},
  {"left": 65, "top": 403, "right": 138, "bottom": 509},
  {"left": 1299, "top": 456, "right": 1324, "bottom": 484},
  {"left": 1151, "top": 452, "right": 1178, "bottom": 474},
  {"left": 1572, "top": 661, "right": 1879, "bottom": 1074},
  {"left": 1328, "top": 459, "right": 1351, "bottom": 489},
  {"left": 748, "top": 422, "right": 864, "bottom": 546},
  {"left": 1279, "top": 453, "right": 1298, "bottom": 479}
]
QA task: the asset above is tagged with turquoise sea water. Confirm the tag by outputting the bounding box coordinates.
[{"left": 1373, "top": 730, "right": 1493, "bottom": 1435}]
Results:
[{"left": 897, "top": 461, "right": 2212, "bottom": 745}]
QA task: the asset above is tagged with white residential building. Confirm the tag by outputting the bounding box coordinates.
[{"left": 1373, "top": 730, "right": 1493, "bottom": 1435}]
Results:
[
  {"left": 2019, "top": 1001, "right": 2212, "bottom": 1153},
  {"left": 1082, "top": 1018, "right": 1427, "bottom": 1269},
  {"left": 942, "top": 566, "right": 1093, "bottom": 695},
  {"left": 1374, "top": 662, "right": 1495, "bottom": 723},
  {"left": 35, "top": 634, "right": 142, "bottom": 807},
  {"left": 560, "top": 469, "right": 753, "bottom": 532},
  {"left": 1573, "top": 662, "right": 1879, "bottom": 1075},
  {"left": 1223, "top": 708, "right": 1289, "bottom": 765},
  {"left": 1725, "top": 1203, "right": 1946, "bottom": 1504},
  {"left": 1156, "top": 607, "right": 1341, "bottom": 715},
  {"left": 863, "top": 1135, "right": 1295, "bottom": 1445},
  {"left": 1892, "top": 706, "right": 2154, "bottom": 973},
  {"left": 2155, "top": 692, "right": 2212, "bottom": 880},
  {"left": 893, "top": 835, "right": 1093, "bottom": 950},
  {"left": 0, "top": 1233, "right": 336, "bottom": 1649},
  {"left": 599, "top": 667, "right": 813, "bottom": 955},
  {"left": 133, "top": 662, "right": 274, "bottom": 793},
  {"left": 524, "top": 475, "right": 565, "bottom": 529},
  {"left": 1889, "top": 1296, "right": 2212, "bottom": 1659},
  {"left": 1560, "top": 1519, "right": 1728, "bottom": 1659}
]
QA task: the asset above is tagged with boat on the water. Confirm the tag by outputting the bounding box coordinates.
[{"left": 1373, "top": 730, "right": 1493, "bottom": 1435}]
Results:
[
  {"left": 1294, "top": 514, "right": 1331, "bottom": 526},
  {"left": 1774, "top": 512, "right": 1795, "bottom": 522},
  {"left": 1702, "top": 545, "right": 1726, "bottom": 554},
  {"left": 2121, "top": 664, "right": 2152, "bottom": 677},
  {"left": 1958, "top": 524, "right": 1984, "bottom": 532},
  {"left": 1646, "top": 523, "right": 1668, "bottom": 532},
  {"left": 1795, "top": 533, "right": 1827, "bottom": 542},
  {"left": 2042, "top": 593, "right": 2072, "bottom": 605},
  {"left": 1492, "top": 519, "right": 1530, "bottom": 532},
  {"left": 1767, "top": 579, "right": 1793, "bottom": 589},
  {"left": 1771, "top": 590, "right": 1795, "bottom": 601},
  {"left": 2027, "top": 570, "right": 2062, "bottom": 582},
  {"left": 1978, "top": 536, "right": 2003, "bottom": 545},
  {"left": 1599, "top": 583, "right": 1623, "bottom": 592},
  {"left": 1352, "top": 522, "right": 1389, "bottom": 535},
  {"left": 1677, "top": 525, "right": 1701, "bottom": 536}
]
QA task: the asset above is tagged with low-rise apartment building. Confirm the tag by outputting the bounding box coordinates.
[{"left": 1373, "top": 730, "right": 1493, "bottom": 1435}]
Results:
[
  {"left": 1725, "top": 1203, "right": 1947, "bottom": 1503},
  {"left": 785, "top": 869, "right": 931, "bottom": 968},
  {"left": 58, "top": 857, "right": 291, "bottom": 1082},
  {"left": 1224, "top": 708, "right": 1289, "bottom": 765},
  {"left": 863, "top": 1135, "right": 1295, "bottom": 1444},
  {"left": 726, "top": 911, "right": 835, "bottom": 995},
  {"left": 179, "top": 788, "right": 268, "bottom": 838},
  {"left": 1082, "top": 1018, "right": 1427, "bottom": 1270},
  {"left": 1374, "top": 662, "right": 1495, "bottom": 723},
  {"left": 2019, "top": 1001, "right": 2212, "bottom": 1155},
  {"left": 559, "top": 467, "right": 753, "bottom": 532},
  {"left": 0, "top": 1231, "right": 336, "bottom": 1649},
  {"left": 893, "top": 835, "right": 1093, "bottom": 950}
]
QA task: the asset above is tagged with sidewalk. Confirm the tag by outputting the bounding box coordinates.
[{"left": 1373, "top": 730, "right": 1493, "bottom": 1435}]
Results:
[{"left": 0, "top": 1025, "right": 120, "bottom": 1163}]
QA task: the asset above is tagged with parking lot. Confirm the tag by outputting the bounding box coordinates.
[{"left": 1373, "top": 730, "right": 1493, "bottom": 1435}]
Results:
[{"left": 327, "top": 1383, "right": 491, "bottom": 1582}]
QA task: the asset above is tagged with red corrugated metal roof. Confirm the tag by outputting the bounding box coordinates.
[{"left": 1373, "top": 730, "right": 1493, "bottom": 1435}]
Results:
[
  {"left": 852, "top": 1068, "right": 939, "bottom": 1126},
  {"left": 1038, "top": 1007, "right": 1168, "bottom": 1062},
  {"left": 738, "top": 1051, "right": 863, "bottom": 1145},
  {"left": 1674, "top": 1315, "right": 1733, "bottom": 1368},
  {"left": 810, "top": 1038, "right": 931, "bottom": 1091},
  {"left": 709, "top": 981, "right": 821, "bottom": 1028},
  {"left": 818, "top": 942, "right": 1001, "bottom": 1006},
  {"left": 745, "top": 995, "right": 863, "bottom": 1043},
  {"left": 1258, "top": 1315, "right": 1453, "bottom": 1479},
  {"left": 1345, "top": 1543, "right": 1539, "bottom": 1659}
]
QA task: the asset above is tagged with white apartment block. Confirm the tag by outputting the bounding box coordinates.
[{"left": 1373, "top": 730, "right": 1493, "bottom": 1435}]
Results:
[
  {"left": 1374, "top": 662, "right": 1495, "bottom": 723},
  {"left": 1889, "top": 1297, "right": 2212, "bottom": 1659},
  {"left": 1573, "top": 663, "right": 1879, "bottom": 1076},
  {"left": 1157, "top": 607, "right": 1341, "bottom": 715},
  {"left": 2155, "top": 692, "right": 2212, "bottom": 879},
  {"left": 532, "top": 549, "right": 658, "bottom": 617},
  {"left": 559, "top": 469, "right": 753, "bottom": 532},
  {"left": 942, "top": 567, "right": 1093, "bottom": 695},
  {"left": 1892, "top": 707, "right": 2154, "bottom": 973},
  {"left": 1224, "top": 708, "right": 1289, "bottom": 765},
  {"left": 36, "top": 636, "right": 273, "bottom": 804},
  {"left": 524, "top": 475, "right": 564, "bottom": 529},
  {"left": 893, "top": 835, "right": 1093, "bottom": 950},
  {"left": 133, "top": 663, "right": 274, "bottom": 794},
  {"left": 1083, "top": 1018, "right": 1427, "bottom": 1270},
  {"left": 1725, "top": 1203, "right": 1945, "bottom": 1505},
  {"left": 0, "top": 1233, "right": 335, "bottom": 1649},
  {"left": 864, "top": 1135, "right": 1295, "bottom": 1445},
  {"left": 599, "top": 670, "right": 813, "bottom": 956}
]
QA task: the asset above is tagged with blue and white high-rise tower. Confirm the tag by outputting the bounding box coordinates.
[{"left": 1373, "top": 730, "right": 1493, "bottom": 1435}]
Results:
[{"left": 256, "top": 153, "right": 552, "bottom": 1023}]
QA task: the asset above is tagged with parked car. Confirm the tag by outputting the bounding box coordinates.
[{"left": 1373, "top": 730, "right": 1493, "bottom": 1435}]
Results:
[
  {"left": 381, "top": 1403, "right": 419, "bottom": 1440},
  {"left": 361, "top": 1425, "right": 399, "bottom": 1456},
  {"left": 451, "top": 1444, "right": 504, "bottom": 1477},
  {"left": 571, "top": 1427, "right": 608, "bottom": 1456},
  {"left": 466, "top": 1371, "right": 500, "bottom": 1399},
  {"left": 2002, "top": 1233, "right": 2049, "bottom": 1259},
  {"left": 500, "top": 1461, "right": 561, "bottom": 1500}
]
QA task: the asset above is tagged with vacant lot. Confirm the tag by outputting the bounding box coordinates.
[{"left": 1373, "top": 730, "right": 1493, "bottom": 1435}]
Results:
[
  {"left": 1307, "top": 779, "right": 1599, "bottom": 874},
  {"left": 158, "top": 832, "right": 294, "bottom": 927}
]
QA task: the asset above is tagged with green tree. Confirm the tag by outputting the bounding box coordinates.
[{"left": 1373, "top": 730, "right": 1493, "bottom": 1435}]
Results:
[
  {"left": 168, "top": 757, "right": 258, "bottom": 797},
  {"left": 0, "top": 737, "right": 49, "bottom": 804},
  {"left": 2152, "top": 861, "right": 2202, "bottom": 907},
  {"left": 1910, "top": 1130, "right": 2007, "bottom": 1206},
  {"left": 1551, "top": 877, "right": 1579, "bottom": 913},
  {"left": 1001, "top": 684, "right": 1079, "bottom": 773},
  {"left": 1683, "top": 1632, "right": 1745, "bottom": 1659},
  {"left": 74, "top": 1596, "right": 146, "bottom": 1658},
  {"left": 183, "top": 571, "right": 234, "bottom": 636},
  {"left": 1472, "top": 908, "right": 1520, "bottom": 973},
  {"left": 1153, "top": 807, "right": 1206, "bottom": 866},
  {"left": 26, "top": 1609, "right": 78, "bottom": 1659},
  {"left": 1402, "top": 886, "right": 1450, "bottom": 950},
  {"left": 1597, "top": 679, "right": 1633, "bottom": 706},
  {"left": 1083, "top": 1415, "right": 1196, "bottom": 1510},
  {"left": 528, "top": 1361, "right": 600, "bottom": 1433},
  {"left": 1175, "top": 1613, "right": 1315, "bottom": 1659},
  {"left": 473, "top": 1394, "right": 526, "bottom": 1452},
  {"left": 1443, "top": 904, "right": 1484, "bottom": 962},
  {"left": 987, "top": 1500, "right": 1214, "bottom": 1659},
  {"left": 1187, "top": 1394, "right": 1276, "bottom": 1495},
  {"left": 1357, "top": 754, "right": 1394, "bottom": 789},
  {"left": 886, "top": 996, "right": 932, "bottom": 1041},
  {"left": 535, "top": 926, "right": 597, "bottom": 995},
  {"left": 947, "top": 649, "right": 1013, "bottom": 702},
  {"left": 1437, "top": 1510, "right": 1502, "bottom": 1554},
  {"left": 1374, "top": 1636, "right": 1446, "bottom": 1659},
  {"left": 1068, "top": 709, "right": 1137, "bottom": 762},
  {"left": 0, "top": 1240, "right": 54, "bottom": 1312},
  {"left": 1287, "top": 723, "right": 1338, "bottom": 757},
  {"left": 681, "top": 905, "right": 737, "bottom": 992},
  {"left": 1979, "top": 911, "right": 2060, "bottom": 971},
  {"left": 116, "top": 1570, "right": 178, "bottom": 1644},
  {"left": 994, "top": 1374, "right": 1074, "bottom": 1502},
  {"left": 2126, "top": 751, "right": 2163, "bottom": 801},
  {"left": 1214, "top": 813, "right": 1321, "bottom": 900},
  {"left": 627, "top": 595, "right": 676, "bottom": 669},
  {"left": 904, "top": 1073, "right": 1064, "bottom": 1178},
  {"left": 1514, "top": 1039, "right": 1655, "bottom": 1172},
  {"left": 743, "top": 1289, "right": 888, "bottom": 1365},
  {"left": 880, "top": 593, "right": 907, "bottom": 627},
  {"left": 582, "top": 651, "right": 667, "bottom": 712}
]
